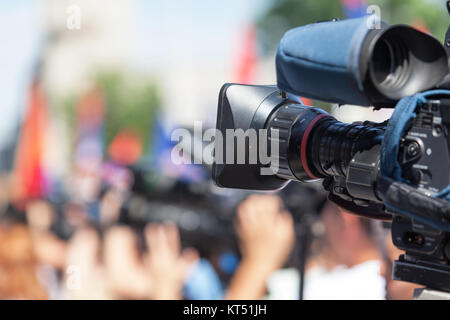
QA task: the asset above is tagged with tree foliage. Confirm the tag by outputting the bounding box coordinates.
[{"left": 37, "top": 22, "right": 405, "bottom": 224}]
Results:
[
  {"left": 257, "top": 0, "right": 448, "bottom": 54},
  {"left": 58, "top": 71, "right": 161, "bottom": 156},
  {"left": 97, "top": 71, "right": 160, "bottom": 154}
]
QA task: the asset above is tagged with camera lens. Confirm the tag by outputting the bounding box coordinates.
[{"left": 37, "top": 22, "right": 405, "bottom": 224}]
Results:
[
  {"left": 266, "top": 103, "right": 384, "bottom": 182},
  {"left": 370, "top": 37, "right": 410, "bottom": 92},
  {"left": 364, "top": 25, "right": 447, "bottom": 103},
  {"left": 371, "top": 39, "right": 392, "bottom": 84}
]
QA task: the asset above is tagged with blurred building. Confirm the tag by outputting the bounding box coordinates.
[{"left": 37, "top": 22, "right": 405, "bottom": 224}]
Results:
[
  {"left": 42, "top": 0, "right": 271, "bottom": 127},
  {"left": 43, "top": 0, "right": 137, "bottom": 95}
]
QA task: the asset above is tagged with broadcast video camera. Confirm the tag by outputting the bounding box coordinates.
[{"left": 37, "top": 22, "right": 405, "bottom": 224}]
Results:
[{"left": 213, "top": 4, "right": 450, "bottom": 297}]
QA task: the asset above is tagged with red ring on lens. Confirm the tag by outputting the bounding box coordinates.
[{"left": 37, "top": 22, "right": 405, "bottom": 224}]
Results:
[{"left": 300, "top": 114, "right": 328, "bottom": 179}]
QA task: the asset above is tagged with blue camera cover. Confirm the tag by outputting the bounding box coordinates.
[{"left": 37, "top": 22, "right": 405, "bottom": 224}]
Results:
[{"left": 276, "top": 16, "right": 375, "bottom": 105}]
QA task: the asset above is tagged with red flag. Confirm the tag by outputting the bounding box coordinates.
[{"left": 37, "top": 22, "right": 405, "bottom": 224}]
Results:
[
  {"left": 301, "top": 97, "right": 313, "bottom": 106},
  {"left": 12, "top": 80, "right": 48, "bottom": 206},
  {"left": 411, "top": 18, "right": 430, "bottom": 34},
  {"left": 108, "top": 130, "right": 143, "bottom": 166},
  {"left": 233, "top": 25, "right": 258, "bottom": 84}
]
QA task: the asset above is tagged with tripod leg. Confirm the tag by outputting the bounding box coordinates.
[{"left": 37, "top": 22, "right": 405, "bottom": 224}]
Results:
[{"left": 297, "top": 230, "right": 310, "bottom": 300}]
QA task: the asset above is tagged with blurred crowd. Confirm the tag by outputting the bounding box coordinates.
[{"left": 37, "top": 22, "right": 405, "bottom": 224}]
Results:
[{"left": 0, "top": 164, "right": 420, "bottom": 300}]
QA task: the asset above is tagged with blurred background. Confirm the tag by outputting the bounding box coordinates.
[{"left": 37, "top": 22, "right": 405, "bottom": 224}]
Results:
[{"left": 0, "top": 0, "right": 447, "bottom": 300}]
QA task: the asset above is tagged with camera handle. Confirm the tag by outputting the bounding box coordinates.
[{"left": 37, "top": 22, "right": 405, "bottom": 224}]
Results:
[{"left": 414, "top": 288, "right": 450, "bottom": 300}]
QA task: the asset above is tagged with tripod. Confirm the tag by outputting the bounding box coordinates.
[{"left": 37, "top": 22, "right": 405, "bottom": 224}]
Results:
[{"left": 293, "top": 212, "right": 317, "bottom": 300}]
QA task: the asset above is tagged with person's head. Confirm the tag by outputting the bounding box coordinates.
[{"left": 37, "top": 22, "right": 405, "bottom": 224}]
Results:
[
  {"left": 320, "top": 202, "right": 379, "bottom": 267},
  {"left": 379, "top": 233, "right": 421, "bottom": 300}
]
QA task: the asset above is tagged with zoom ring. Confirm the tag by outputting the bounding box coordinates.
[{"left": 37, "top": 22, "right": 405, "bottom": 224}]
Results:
[{"left": 267, "top": 104, "right": 307, "bottom": 180}]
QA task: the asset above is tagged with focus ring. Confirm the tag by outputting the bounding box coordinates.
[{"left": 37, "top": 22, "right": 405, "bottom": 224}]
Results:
[{"left": 267, "top": 104, "right": 304, "bottom": 180}]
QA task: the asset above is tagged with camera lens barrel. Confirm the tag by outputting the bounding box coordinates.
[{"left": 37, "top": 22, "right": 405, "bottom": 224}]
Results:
[
  {"left": 267, "top": 102, "right": 384, "bottom": 182},
  {"left": 267, "top": 103, "right": 329, "bottom": 181},
  {"left": 309, "top": 119, "right": 383, "bottom": 179}
]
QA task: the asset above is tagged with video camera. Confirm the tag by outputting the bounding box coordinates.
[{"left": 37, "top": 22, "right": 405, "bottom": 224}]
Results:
[{"left": 213, "top": 6, "right": 450, "bottom": 295}]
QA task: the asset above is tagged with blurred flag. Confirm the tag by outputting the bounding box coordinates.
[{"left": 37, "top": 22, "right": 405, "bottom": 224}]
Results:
[
  {"left": 233, "top": 25, "right": 258, "bottom": 84},
  {"left": 149, "top": 115, "right": 173, "bottom": 165},
  {"left": 74, "top": 88, "right": 105, "bottom": 173},
  {"left": 108, "top": 130, "right": 143, "bottom": 166},
  {"left": 232, "top": 25, "right": 313, "bottom": 106},
  {"left": 411, "top": 18, "right": 430, "bottom": 34},
  {"left": 0, "top": 1, "right": 43, "bottom": 161},
  {"left": 149, "top": 117, "right": 206, "bottom": 182},
  {"left": 301, "top": 97, "right": 312, "bottom": 106},
  {"left": 12, "top": 79, "right": 48, "bottom": 205},
  {"left": 341, "top": 0, "right": 367, "bottom": 18},
  {"left": 71, "top": 89, "right": 106, "bottom": 221}
]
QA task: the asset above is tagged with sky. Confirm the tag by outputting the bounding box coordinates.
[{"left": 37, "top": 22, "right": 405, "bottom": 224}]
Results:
[
  {"left": 133, "top": 0, "right": 270, "bottom": 67},
  {"left": 0, "top": 0, "right": 44, "bottom": 150}
]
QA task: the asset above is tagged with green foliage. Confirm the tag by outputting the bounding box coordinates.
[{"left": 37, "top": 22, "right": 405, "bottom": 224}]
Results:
[
  {"left": 55, "top": 71, "right": 160, "bottom": 158},
  {"left": 370, "top": 0, "right": 448, "bottom": 41},
  {"left": 257, "top": 0, "right": 448, "bottom": 54},
  {"left": 96, "top": 71, "right": 160, "bottom": 155},
  {"left": 257, "top": 0, "right": 343, "bottom": 54}
]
